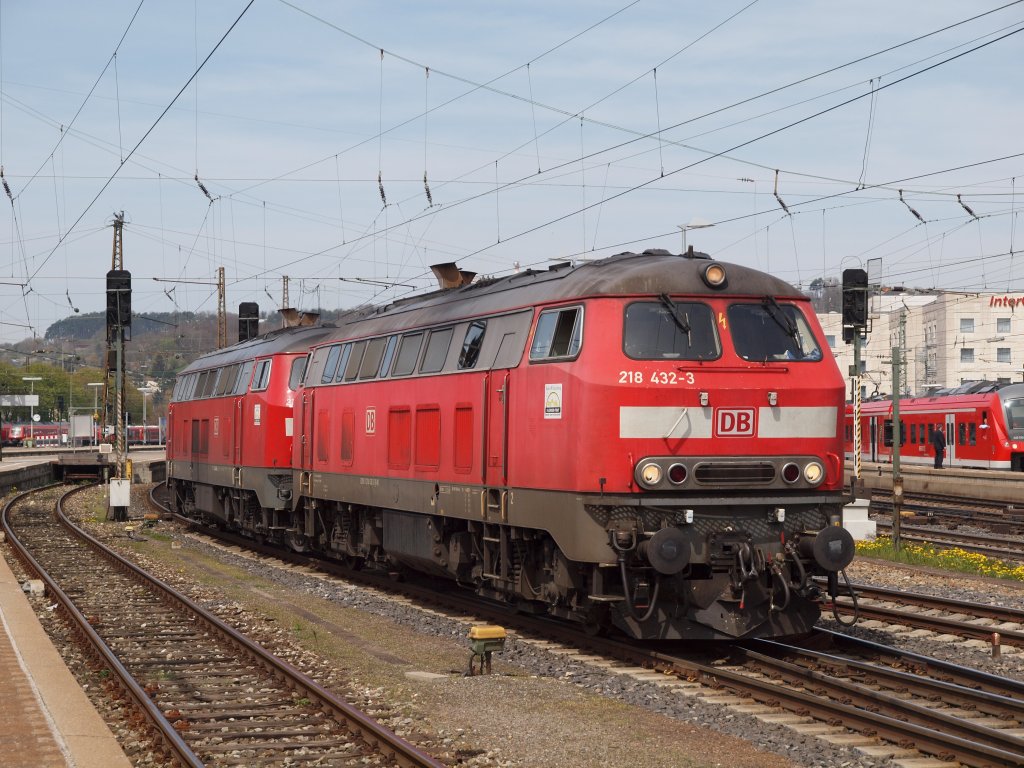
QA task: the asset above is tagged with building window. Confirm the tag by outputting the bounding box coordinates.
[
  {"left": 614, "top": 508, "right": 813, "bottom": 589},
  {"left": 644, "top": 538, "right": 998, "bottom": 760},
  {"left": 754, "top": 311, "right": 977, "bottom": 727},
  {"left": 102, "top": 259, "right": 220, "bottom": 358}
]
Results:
[
  {"left": 998, "top": 317, "right": 1011, "bottom": 333},
  {"left": 825, "top": 334, "right": 835, "bottom": 348},
  {"left": 997, "top": 348, "right": 1011, "bottom": 363},
  {"left": 960, "top": 347, "right": 974, "bottom": 363},
  {"left": 960, "top": 318, "right": 975, "bottom": 333}
]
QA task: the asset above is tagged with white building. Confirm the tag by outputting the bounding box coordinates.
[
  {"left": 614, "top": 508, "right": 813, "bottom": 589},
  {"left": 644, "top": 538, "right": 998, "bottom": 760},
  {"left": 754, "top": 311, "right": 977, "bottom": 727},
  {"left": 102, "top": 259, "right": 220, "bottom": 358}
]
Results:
[{"left": 818, "top": 290, "right": 1024, "bottom": 399}]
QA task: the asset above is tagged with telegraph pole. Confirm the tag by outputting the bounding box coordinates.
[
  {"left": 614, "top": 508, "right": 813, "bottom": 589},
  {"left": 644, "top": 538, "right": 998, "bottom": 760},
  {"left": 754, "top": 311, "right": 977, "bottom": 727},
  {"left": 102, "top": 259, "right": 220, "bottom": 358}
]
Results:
[
  {"left": 890, "top": 310, "right": 907, "bottom": 552},
  {"left": 217, "top": 267, "right": 227, "bottom": 349}
]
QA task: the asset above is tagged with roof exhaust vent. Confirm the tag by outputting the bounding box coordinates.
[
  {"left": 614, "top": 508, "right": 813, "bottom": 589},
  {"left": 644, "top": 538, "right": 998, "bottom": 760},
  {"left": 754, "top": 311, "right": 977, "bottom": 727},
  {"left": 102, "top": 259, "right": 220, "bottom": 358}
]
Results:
[
  {"left": 280, "top": 308, "right": 320, "bottom": 327},
  {"left": 430, "top": 263, "right": 475, "bottom": 290}
]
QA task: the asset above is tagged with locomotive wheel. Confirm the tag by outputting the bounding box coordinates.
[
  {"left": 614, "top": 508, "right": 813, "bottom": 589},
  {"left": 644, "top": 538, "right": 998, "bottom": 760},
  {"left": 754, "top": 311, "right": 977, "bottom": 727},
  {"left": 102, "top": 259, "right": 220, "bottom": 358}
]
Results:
[
  {"left": 582, "top": 604, "right": 609, "bottom": 637},
  {"left": 286, "top": 530, "right": 311, "bottom": 553}
]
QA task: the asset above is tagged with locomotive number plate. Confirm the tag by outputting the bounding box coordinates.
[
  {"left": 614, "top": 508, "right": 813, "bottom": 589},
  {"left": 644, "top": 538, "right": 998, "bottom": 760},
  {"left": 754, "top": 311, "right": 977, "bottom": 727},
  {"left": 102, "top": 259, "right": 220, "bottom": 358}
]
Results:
[{"left": 618, "top": 370, "right": 695, "bottom": 385}]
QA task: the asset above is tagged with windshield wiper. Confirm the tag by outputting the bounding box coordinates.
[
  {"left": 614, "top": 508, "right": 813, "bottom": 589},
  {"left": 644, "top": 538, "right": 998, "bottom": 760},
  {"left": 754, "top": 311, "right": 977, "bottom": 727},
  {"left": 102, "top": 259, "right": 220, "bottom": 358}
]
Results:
[
  {"left": 659, "top": 293, "right": 691, "bottom": 337},
  {"left": 762, "top": 296, "right": 798, "bottom": 338}
]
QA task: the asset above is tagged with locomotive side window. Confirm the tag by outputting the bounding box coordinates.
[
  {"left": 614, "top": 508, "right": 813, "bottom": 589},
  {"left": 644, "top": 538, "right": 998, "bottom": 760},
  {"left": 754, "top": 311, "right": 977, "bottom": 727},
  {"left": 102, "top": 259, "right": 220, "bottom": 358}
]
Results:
[
  {"left": 333, "top": 343, "right": 353, "bottom": 382},
  {"left": 391, "top": 333, "right": 423, "bottom": 377},
  {"left": 342, "top": 342, "right": 366, "bottom": 381},
  {"left": 252, "top": 359, "right": 272, "bottom": 391},
  {"left": 321, "top": 346, "right": 342, "bottom": 384},
  {"left": 216, "top": 364, "right": 239, "bottom": 396},
  {"left": 359, "top": 337, "right": 388, "bottom": 379},
  {"left": 727, "top": 301, "right": 822, "bottom": 362},
  {"left": 289, "top": 357, "right": 307, "bottom": 390},
  {"left": 968, "top": 423, "right": 977, "bottom": 446},
  {"left": 958, "top": 422, "right": 967, "bottom": 445},
  {"left": 530, "top": 306, "right": 582, "bottom": 360},
  {"left": 379, "top": 335, "right": 399, "bottom": 377},
  {"left": 458, "top": 321, "right": 487, "bottom": 369},
  {"left": 420, "top": 328, "right": 454, "bottom": 373},
  {"left": 623, "top": 301, "right": 719, "bottom": 360},
  {"left": 194, "top": 370, "right": 210, "bottom": 399},
  {"left": 234, "top": 361, "right": 254, "bottom": 394}
]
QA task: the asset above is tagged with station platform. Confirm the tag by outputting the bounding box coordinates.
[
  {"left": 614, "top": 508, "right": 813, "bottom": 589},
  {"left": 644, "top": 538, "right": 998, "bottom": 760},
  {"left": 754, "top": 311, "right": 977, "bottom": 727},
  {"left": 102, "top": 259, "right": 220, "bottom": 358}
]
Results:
[{"left": 0, "top": 531, "right": 132, "bottom": 767}]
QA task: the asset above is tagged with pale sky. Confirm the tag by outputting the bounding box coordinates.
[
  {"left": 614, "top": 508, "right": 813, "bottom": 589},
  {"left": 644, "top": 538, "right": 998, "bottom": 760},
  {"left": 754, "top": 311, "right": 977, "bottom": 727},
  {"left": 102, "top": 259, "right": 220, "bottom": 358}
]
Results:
[{"left": 1, "top": 0, "right": 1022, "bottom": 344}]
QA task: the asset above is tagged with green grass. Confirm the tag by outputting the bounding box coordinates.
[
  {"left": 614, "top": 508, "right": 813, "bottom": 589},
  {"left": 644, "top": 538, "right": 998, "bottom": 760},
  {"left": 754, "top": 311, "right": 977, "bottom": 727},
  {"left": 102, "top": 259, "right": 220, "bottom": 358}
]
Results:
[{"left": 857, "top": 536, "right": 1024, "bottom": 581}]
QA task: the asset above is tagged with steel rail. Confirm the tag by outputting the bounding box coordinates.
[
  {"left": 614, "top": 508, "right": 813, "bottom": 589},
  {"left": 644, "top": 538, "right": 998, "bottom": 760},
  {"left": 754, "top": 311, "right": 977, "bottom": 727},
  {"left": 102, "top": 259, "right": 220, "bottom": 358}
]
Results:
[
  {"left": 644, "top": 648, "right": 1024, "bottom": 767},
  {"left": 9, "top": 483, "right": 445, "bottom": 768},
  {"left": 838, "top": 581, "right": 1024, "bottom": 623},
  {"left": 2, "top": 484, "right": 203, "bottom": 767},
  {"left": 814, "top": 628, "right": 1024, "bottom": 699}
]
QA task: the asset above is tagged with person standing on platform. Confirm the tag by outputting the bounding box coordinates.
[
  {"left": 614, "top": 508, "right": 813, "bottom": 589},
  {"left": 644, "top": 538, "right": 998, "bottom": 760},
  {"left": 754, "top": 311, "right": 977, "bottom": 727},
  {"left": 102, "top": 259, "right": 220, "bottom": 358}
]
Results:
[{"left": 930, "top": 424, "right": 946, "bottom": 469}]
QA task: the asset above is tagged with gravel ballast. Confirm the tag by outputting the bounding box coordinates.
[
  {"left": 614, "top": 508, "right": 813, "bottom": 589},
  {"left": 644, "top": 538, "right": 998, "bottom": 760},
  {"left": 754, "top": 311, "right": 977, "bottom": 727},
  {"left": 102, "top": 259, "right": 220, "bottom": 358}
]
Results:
[{"left": 10, "top": 483, "right": 1024, "bottom": 767}]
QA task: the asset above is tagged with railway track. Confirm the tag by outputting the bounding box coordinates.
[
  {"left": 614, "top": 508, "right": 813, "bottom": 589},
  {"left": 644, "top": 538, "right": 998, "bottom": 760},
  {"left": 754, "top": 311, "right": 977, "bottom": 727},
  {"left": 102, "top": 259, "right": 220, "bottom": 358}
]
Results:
[
  {"left": 829, "top": 581, "right": 1024, "bottom": 648},
  {"left": 2, "top": 483, "right": 445, "bottom": 768},
  {"left": 870, "top": 492, "right": 1024, "bottom": 536},
  {"left": 872, "top": 519, "right": 1024, "bottom": 561},
  {"left": 148, "top": 483, "right": 1024, "bottom": 767}
]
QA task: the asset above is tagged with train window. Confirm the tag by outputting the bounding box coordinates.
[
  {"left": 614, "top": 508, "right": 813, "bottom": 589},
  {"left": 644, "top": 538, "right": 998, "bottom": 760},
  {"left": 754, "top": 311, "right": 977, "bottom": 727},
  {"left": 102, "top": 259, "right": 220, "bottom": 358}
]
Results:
[
  {"left": 1006, "top": 399, "right": 1024, "bottom": 432},
  {"left": 252, "top": 359, "right": 272, "bottom": 391},
  {"left": 623, "top": 301, "right": 719, "bottom": 360},
  {"left": 234, "top": 361, "right": 254, "bottom": 394},
  {"left": 420, "top": 328, "right": 454, "bottom": 373},
  {"left": 458, "top": 321, "right": 487, "bottom": 369},
  {"left": 333, "top": 343, "right": 353, "bottom": 382},
  {"left": 727, "top": 301, "right": 822, "bottom": 362},
  {"left": 194, "top": 371, "right": 210, "bottom": 399},
  {"left": 321, "top": 346, "right": 342, "bottom": 384},
  {"left": 183, "top": 373, "right": 198, "bottom": 400},
  {"left": 958, "top": 422, "right": 966, "bottom": 445},
  {"left": 379, "top": 335, "right": 399, "bottom": 377},
  {"left": 882, "top": 419, "right": 906, "bottom": 447},
  {"left": 530, "top": 306, "right": 582, "bottom": 361},
  {"left": 289, "top": 357, "right": 307, "bottom": 390},
  {"left": 216, "top": 364, "right": 239, "bottom": 396},
  {"left": 342, "top": 341, "right": 365, "bottom": 381},
  {"left": 909, "top": 424, "right": 917, "bottom": 444},
  {"left": 968, "top": 423, "right": 977, "bottom": 446},
  {"left": 391, "top": 333, "right": 423, "bottom": 377},
  {"left": 359, "top": 337, "right": 388, "bottom": 379}
]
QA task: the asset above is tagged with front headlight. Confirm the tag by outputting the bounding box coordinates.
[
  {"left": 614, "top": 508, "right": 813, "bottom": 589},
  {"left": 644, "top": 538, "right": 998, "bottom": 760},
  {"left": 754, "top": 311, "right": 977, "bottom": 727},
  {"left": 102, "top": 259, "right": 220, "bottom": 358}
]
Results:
[
  {"left": 639, "top": 462, "right": 663, "bottom": 486},
  {"left": 803, "top": 461, "right": 824, "bottom": 485}
]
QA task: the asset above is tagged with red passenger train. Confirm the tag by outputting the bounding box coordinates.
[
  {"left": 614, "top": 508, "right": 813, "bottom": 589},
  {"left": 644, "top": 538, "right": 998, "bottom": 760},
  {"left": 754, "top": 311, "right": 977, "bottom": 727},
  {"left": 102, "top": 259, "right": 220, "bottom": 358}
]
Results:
[
  {"left": 166, "top": 249, "right": 856, "bottom": 641},
  {"left": 0, "top": 422, "right": 161, "bottom": 447},
  {"left": 845, "top": 381, "right": 1024, "bottom": 470}
]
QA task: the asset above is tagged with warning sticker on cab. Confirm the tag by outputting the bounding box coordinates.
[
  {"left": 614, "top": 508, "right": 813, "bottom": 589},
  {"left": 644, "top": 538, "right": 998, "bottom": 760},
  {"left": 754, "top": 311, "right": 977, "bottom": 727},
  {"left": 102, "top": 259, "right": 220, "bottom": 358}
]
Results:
[{"left": 544, "top": 384, "right": 563, "bottom": 419}]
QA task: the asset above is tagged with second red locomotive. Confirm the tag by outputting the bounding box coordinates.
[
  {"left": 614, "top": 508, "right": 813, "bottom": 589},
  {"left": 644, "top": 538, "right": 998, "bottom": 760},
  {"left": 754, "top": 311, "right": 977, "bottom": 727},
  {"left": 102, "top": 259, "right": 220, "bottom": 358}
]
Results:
[{"left": 167, "top": 249, "right": 855, "bottom": 640}]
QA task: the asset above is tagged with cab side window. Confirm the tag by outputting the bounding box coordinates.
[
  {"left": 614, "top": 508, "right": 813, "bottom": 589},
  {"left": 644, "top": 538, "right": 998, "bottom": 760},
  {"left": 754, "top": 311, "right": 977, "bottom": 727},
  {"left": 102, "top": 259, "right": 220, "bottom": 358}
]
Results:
[{"left": 530, "top": 307, "right": 582, "bottom": 361}]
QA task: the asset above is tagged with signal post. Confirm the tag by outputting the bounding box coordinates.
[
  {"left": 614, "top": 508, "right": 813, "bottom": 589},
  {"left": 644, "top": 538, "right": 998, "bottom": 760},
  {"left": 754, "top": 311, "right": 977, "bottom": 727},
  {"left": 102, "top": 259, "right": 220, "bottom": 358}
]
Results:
[{"left": 842, "top": 268, "right": 868, "bottom": 489}]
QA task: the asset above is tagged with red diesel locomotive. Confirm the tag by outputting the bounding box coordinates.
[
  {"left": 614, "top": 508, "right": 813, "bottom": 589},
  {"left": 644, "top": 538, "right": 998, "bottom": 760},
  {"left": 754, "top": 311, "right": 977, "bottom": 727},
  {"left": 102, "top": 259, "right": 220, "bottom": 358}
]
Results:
[
  {"left": 846, "top": 382, "right": 1024, "bottom": 470},
  {"left": 167, "top": 249, "right": 855, "bottom": 640}
]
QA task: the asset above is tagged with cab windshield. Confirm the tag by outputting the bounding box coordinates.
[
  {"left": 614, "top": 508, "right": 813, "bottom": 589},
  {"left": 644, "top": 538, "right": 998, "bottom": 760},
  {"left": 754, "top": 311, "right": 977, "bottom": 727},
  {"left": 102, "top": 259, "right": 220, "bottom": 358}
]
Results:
[
  {"left": 1005, "top": 399, "right": 1024, "bottom": 433},
  {"left": 727, "top": 300, "right": 823, "bottom": 362},
  {"left": 623, "top": 300, "right": 720, "bottom": 360}
]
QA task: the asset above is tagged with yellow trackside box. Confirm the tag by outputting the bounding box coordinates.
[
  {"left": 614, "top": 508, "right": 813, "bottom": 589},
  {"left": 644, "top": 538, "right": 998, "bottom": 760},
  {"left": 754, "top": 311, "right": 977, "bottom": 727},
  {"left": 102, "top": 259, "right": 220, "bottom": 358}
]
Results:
[
  {"left": 468, "top": 625, "right": 506, "bottom": 641},
  {"left": 467, "top": 625, "right": 506, "bottom": 675}
]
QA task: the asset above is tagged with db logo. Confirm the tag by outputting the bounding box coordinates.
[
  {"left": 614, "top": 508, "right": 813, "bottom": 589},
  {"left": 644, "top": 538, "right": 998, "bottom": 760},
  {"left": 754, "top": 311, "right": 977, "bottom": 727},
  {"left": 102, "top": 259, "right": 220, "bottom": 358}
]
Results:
[
  {"left": 715, "top": 408, "right": 755, "bottom": 437},
  {"left": 365, "top": 407, "right": 376, "bottom": 435}
]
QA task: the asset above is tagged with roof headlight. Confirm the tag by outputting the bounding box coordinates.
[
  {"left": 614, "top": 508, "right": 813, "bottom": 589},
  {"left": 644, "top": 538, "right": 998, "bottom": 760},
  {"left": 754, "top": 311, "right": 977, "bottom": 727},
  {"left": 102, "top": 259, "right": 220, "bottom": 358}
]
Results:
[
  {"left": 804, "top": 461, "right": 824, "bottom": 485},
  {"left": 639, "top": 462, "right": 663, "bottom": 487},
  {"left": 702, "top": 263, "right": 728, "bottom": 289}
]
